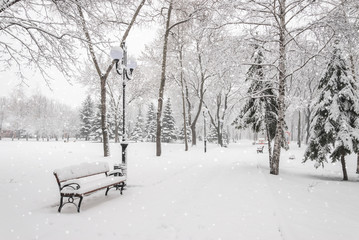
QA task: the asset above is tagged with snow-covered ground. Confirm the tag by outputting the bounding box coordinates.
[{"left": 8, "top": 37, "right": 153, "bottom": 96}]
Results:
[{"left": 1, "top": 140, "right": 358, "bottom": 240}]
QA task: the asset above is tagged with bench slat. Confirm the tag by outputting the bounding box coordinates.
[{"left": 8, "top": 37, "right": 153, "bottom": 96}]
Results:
[{"left": 61, "top": 176, "right": 126, "bottom": 195}]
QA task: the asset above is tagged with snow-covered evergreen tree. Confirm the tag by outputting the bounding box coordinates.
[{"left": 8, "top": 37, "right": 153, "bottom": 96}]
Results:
[
  {"left": 178, "top": 125, "right": 191, "bottom": 142},
  {"left": 107, "top": 110, "right": 115, "bottom": 140},
  {"left": 79, "top": 95, "right": 95, "bottom": 141},
  {"left": 145, "top": 103, "right": 156, "bottom": 142},
  {"left": 90, "top": 103, "right": 102, "bottom": 142},
  {"left": 233, "top": 45, "right": 285, "bottom": 166},
  {"left": 207, "top": 125, "right": 218, "bottom": 143},
  {"left": 233, "top": 46, "right": 277, "bottom": 136},
  {"left": 107, "top": 102, "right": 121, "bottom": 141},
  {"left": 161, "top": 98, "right": 177, "bottom": 143},
  {"left": 304, "top": 40, "right": 359, "bottom": 181},
  {"left": 131, "top": 108, "right": 144, "bottom": 142}
]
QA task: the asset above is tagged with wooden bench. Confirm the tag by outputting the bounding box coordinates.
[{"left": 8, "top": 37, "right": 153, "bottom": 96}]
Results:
[
  {"left": 53, "top": 162, "right": 126, "bottom": 213},
  {"left": 257, "top": 145, "right": 264, "bottom": 153}
]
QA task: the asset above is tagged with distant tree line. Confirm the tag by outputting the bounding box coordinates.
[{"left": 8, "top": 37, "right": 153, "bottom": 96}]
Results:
[
  {"left": 0, "top": 88, "right": 79, "bottom": 141},
  {"left": 79, "top": 96, "right": 181, "bottom": 143}
]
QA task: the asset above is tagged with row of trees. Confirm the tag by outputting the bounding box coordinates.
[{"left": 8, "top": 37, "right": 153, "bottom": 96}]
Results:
[
  {"left": 138, "top": 0, "right": 359, "bottom": 179},
  {"left": 229, "top": 1, "right": 359, "bottom": 180},
  {"left": 1, "top": 0, "right": 148, "bottom": 157},
  {"left": 0, "top": 88, "right": 79, "bottom": 141},
  {"left": 79, "top": 96, "right": 180, "bottom": 143},
  {"left": 1, "top": 0, "right": 242, "bottom": 155},
  {"left": 3, "top": 0, "right": 359, "bottom": 180}
]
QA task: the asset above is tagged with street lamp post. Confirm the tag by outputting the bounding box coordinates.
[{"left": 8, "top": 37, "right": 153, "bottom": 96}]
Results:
[
  {"left": 110, "top": 42, "right": 136, "bottom": 177},
  {"left": 203, "top": 110, "right": 207, "bottom": 153}
]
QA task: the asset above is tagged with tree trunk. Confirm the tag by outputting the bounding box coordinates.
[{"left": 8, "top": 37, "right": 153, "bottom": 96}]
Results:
[
  {"left": 191, "top": 125, "right": 197, "bottom": 146},
  {"left": 349, "top": 54, "right": 359, "bottom": 175},
  {"left": 115, "top": 114, "right": 119, "bottom": 143},
  {"left": 156, "top": 1, "right": 173, "bottom": 156},
  {"left": 101, "top": 76, "right": 110, "bottom": 157},
  {"left": 265, "top": 110, "right": 272, "bottom": 166},
  {"left": 305, "top": 105, "right": 311, "bottom": 144},
  {"left": 217, "top": 120, "right": 223, "bottom": 147},
  {"left": 340, "top": 153, "right": 348, "bottom": 181},
  {"left": 297, "top": 110, "right": 301, "bottom": 148},
  {"left": 179, "top": 47, "right": 188, "bottom": 151},
  {"left": 185, "top": 84, "right": 191, "bottom": 131},
  {"left": 271, "top": 0, "right": 287, "bottom": 175},
  {"left": 290, "top": 118, "right": 294, "bottom": 142}
]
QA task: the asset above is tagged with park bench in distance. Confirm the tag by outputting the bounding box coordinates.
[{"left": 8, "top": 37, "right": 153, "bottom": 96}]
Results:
[
  {"left": 53, "top": 162, "right": 126, "bottom": 213},
  {"left": 257, "top": 145, "right": 264, "bottom": 153}
]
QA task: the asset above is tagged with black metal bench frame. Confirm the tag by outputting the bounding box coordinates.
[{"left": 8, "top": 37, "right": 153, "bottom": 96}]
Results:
[{"left": 53, "top": 169, "right": 125, "bottom": 213}]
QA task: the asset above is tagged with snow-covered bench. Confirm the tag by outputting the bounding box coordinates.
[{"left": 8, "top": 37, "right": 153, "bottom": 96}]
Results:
[
  {"left": 53, "top": 162, "right": 126, "bottom": 213},
  {"left": 257, "top": 145, "right": 264, "bottom": 153}
]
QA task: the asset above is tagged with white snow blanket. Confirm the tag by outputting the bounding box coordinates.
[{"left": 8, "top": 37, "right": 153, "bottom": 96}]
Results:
[{"left": 2, "top": 141, "right": 359, "bottom": 240}]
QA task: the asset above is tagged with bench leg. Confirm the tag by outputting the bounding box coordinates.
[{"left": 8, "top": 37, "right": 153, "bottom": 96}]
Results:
[
  {"left": 58, "top": 196, "right": 64, "bottom": 212},
  {"left": 120, "top": 182, "right": 124, "bottom": 195},
  {"left": 58, "top": 195, "right": 82, "bottom": 213},
  {"left": 105, "top": 187, "right": 110, "bottom": 196},
  {"left": 77, "top": 196, "right": 83, "bottom": 213}
]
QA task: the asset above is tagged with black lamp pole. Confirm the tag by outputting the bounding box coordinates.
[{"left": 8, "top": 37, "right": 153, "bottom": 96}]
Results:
[
  {"left": 113, "top": 42, "right": 129, "bottom": 177},
  {"left": 112, "top": 42, "right": 136, "bottom": 177},
  {"left": 203, "top": 111, "right": 207, "bottom": 153},
  {"left": 120, "top": 42, "right": 128, "bottom": 176}
]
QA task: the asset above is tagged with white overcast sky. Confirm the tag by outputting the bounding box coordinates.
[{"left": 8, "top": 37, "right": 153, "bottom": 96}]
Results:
[{"left": 0, "top": 26, "right": 156, "bottom": 108}]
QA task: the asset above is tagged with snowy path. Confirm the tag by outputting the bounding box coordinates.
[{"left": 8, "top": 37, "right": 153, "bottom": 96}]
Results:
[{"left": 1, "top": 140, "right": 359, "bottom": 240}]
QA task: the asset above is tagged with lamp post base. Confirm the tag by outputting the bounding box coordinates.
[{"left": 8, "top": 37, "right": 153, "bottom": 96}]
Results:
[{"left": 120, "top": 142, "right": 128, "bottom": 176}]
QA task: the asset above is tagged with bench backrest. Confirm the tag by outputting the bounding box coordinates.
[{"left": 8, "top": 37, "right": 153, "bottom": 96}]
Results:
[{"left": 54, "top": 162, "right": 110, "bottom": 183}]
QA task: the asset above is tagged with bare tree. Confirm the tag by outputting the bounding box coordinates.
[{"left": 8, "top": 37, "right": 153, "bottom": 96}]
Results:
[
  {"left": 74, "top": 0, "right": 146, "bottom": 156},
  {"left": 0, "top": 0, "right": 81, "bottom": 87},
  {"left": 156, "top": 0, "right": 173, "bottom": 156},
  {"left": 170, "top": 26, "right": 190, "bottom": 151},
  {"left": 155, "top": 0, "right": 207, "bottom": 156}
]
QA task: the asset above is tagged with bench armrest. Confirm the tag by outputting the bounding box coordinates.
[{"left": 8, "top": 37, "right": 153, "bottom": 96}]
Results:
[
  {"left": 61, "top": 182, "right": 81, "bottom": 191},
  {"left": 108, "top": 169, "right": 124, "bottom": 177}
]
